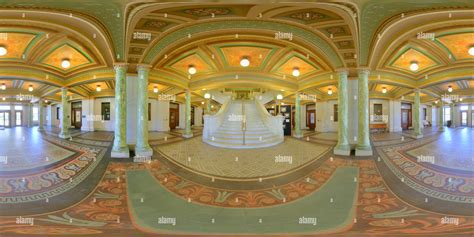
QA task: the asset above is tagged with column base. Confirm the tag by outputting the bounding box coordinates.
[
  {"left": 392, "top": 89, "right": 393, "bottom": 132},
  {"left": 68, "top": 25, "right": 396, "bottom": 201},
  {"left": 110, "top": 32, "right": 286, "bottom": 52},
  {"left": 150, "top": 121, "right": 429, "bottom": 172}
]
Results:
[
  {"left": 59, "top": 133, "right": 71, "bottom": 139},
  {"left": 183, "top": 133, "right": 193, "bottom": 138},
  {"left": 293, "top": 133, "right": 303, "bottom": 138},
  {"left": 411, "top": 133, "right": 424, "bottom": 139},
  {"left": 135, "top": 146, "right": 153, "bottom": 157},
  {"left": 355, "top": 145, "right": 373, "bottom": 156},
  {"left": 334, "top": 144, "right": 351, "bottom": 156},
  {"left": 111, "top": 147, "right": 130, "bottom": 158}
]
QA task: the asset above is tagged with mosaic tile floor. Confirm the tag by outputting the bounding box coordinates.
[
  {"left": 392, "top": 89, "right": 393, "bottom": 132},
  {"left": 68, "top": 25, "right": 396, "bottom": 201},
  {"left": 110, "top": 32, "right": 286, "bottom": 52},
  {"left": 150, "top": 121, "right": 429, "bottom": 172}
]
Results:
[
  {"left": 0, "top": 127, "right": 472, "bottom": 236},
  {"left": 154, "top": 136, "right": 331, "bottom": 178}
]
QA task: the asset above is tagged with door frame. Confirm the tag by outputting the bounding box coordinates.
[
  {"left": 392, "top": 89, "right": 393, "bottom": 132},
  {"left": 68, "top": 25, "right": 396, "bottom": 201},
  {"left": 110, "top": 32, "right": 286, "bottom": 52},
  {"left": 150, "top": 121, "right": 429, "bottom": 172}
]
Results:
[
  {"left": 71, "top": 101, "right": 82, "bottom": 129},
  {"left": 0, "top": 111, "right": 11, "bottom": 128}
]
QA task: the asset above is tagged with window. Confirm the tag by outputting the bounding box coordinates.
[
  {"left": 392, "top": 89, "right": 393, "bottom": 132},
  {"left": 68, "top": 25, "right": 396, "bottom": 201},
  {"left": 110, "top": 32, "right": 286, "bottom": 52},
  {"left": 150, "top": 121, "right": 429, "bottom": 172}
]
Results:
[
  {"left": 423, "top": 108, "right": 427, "bottom": 120},
  {"left": 32, "top": 107, "right": 38, "bottom": 121},
  {"left": 14, "top": 105, "right": 23, "bottom": 110},
  {"left": 0, "top": 105, "right": 11, "bottom": 110},
  {"left": 57, "top": 107, "right": 60, "bottom": 120},
  {"left": 15, "top": 111, "right": 22, "bottom": 126},
  {"left": 444, "top": 107, "right": 451, "bottom": 122},
  {"left": 460, "top": 105, "right": 469, "bottom": 111},
  {"left": 101, "top": 102, "right": 110, "bottom": 121},
  {"left": 333, "top": 104, "right": 338, "bottom": 122},
  {"left": 148, "top": 103, "right": 151, "bottom": 121}
]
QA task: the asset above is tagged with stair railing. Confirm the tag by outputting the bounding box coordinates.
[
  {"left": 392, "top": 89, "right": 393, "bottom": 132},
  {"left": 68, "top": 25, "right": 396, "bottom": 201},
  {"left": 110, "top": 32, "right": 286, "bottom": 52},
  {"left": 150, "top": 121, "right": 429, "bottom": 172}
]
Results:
[
  {"left": 202, "top": 99, "right": 231, "bottom": 142},
  {"left": 254, "top": 99, "right": 284, "bottom": 139}
]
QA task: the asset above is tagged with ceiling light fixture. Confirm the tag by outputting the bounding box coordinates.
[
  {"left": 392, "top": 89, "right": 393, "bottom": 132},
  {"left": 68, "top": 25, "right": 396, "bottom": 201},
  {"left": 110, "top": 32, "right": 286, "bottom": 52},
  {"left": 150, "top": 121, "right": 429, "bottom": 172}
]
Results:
[
  {"left": 382, "top": 87, "right": 387, "bottom": 94},
  {"left": 434, "top": 100, "right": 438, "bottom": 104},
  {"left": 0, "top": 83, "right": 5, "bottom": 90},
  {"left": 460, "top": 98, "right": 463, "bottom": 102},
  {"left": 409, "top": 61, "right": 419, "bottom": 71},
  {"left": 153, "top": 86, "right": 158, "bottom": 93},
  {"left": 28, "top": 85, "right": 33, "bottom": 92},
  {"left": 204, "top": 93, "right": 211, "bottom": 99},
  {"left": 292, "top": 67, "right": 300, "bottom": 77},
  {"left": 327, "top": 88, "right": 333, "bottom": 95},
  {"left": 188, "top": 65, "right": 197, "bottom": 75},
  {"left": 468, "top": 46, "right": 474, "bottom": 56},
  {"left": 44, "top": 100, "right": 48, "bottom": 103},
  {"left": 61, "top": 59, "right": 71, "bottom": 69},
  {"left": 2, "top": 97, "right": 5, "bottom": 101},
  {"left": 96, "top": 85, "right": 101, "bottom": 92},
  {"left": 0, "top": 46, "right": 7, "bottom": 56},
  {"left": 201, "top": 101, "right": 204, "bottom": 105},
  {"left": 448, "top": 85, "right": 453, "bottom": 93},
  {"left": 276, "top": 94, "right": 283, "bottom": 100},
  {"left": 240, "top": 57, "right": 250, "bottom": 67}
]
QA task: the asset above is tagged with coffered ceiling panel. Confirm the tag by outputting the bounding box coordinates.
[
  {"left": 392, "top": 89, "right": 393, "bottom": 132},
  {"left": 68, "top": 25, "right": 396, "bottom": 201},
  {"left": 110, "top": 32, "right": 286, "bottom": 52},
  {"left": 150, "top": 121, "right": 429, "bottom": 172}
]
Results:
[
  {"left": 390, "top": 48, "right": 439, "bottom": 74},
  {"left": 39, "top": 43, "right": 93, "bottom": 71},
  {"left": 0, "top": 32, "right": 38, "bottom": 60},
  {"left": 274, "top": 55, "right": 319, "bottom": 78},
  {"left": 169, "top": 52, "right": 214, "bottom": 75},
  {"left": 218, "top": 45, "right": 274, "bottom": 69},
  {"left": 436, "top": 32, "right": 474, "bottom": 61}
]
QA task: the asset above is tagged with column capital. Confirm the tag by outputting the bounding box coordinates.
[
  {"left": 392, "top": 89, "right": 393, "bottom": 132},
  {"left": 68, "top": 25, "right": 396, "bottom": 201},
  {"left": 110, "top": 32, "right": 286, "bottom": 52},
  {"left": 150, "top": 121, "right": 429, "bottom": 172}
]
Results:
[
  {"left": 114, "top": 63, "right": 129, "bottom": 70},
  {"left": 357, "top": 67, "right": 370, "bottom": 75},
  {"left": 136, "top": 64, "right": 152, "bottom": 71},
  {"left": 335, "top": 68, "right": 349, "bottom": 74}
]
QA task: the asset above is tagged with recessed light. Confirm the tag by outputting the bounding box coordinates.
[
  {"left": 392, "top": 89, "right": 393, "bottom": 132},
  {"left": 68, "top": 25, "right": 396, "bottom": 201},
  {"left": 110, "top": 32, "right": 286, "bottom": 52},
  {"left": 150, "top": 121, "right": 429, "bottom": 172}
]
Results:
[
  {"left": 468, "top": 46, "right": 474, "bottom": 56},
  {"left": 28, "top": 85, "right": 33, "bottom": 92},
  {"left": 0, "top": 83, "right": 5, "bottom": 90},
  {"left": 96, "top": 85, "right": 101, "bottom": 92},
  {"left": 328, "top": 88, "right": 333, "bottom": 95},
  {"left": 61, "top": 59, "right": 71, "bottom": 69},
  {"left": 382, "top": 87, "right": 387, "bottom": 94},
  {"left": 204, "top": 93, "right": 211, "bottom": 99},
  {"left": 153, "top": 86, "right": 158, "bottom": 93},
  {"left": 292, "top": 67, "right": 300, "bottom": 77},
  {"left": 240, "top": 57, "right": 250, "bottom": 67},
  {"left": 2, "top": 97, "right": 5, "bottom": 101},
  {"left": 276, "top": 94, "right": 283, "bottom": 100},
  {"left": 201, "top": 101, "right": 204, "bottom": 104},
  {"left": 188, "top": 65, "right": 196, "bottom": 75},
  {"left": 409, "top": 61, "right": 419, "bottom": 71},
  {"left": 0, "top": 46, "right": 7, "bottom": 56},
  {"left": 448, "top": 85, "right": 453, "bottom": 93}
]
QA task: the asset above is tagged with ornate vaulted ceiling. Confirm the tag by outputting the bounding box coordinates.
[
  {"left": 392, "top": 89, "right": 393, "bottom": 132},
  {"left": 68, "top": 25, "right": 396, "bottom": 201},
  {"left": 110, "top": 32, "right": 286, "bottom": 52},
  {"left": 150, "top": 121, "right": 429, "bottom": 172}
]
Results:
[{"left": 0, "top": 0, "right": 473, "bottom": 104}]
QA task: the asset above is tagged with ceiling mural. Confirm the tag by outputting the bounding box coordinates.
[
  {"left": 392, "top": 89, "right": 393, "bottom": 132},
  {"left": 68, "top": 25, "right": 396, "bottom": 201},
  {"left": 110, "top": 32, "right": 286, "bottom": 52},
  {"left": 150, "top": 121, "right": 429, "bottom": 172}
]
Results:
[
  {"left": 217, "top": 45, "right": 274, "bottom": 69},
  {"left": 273, "top": 54, "right": 319, "bottom": 78}
]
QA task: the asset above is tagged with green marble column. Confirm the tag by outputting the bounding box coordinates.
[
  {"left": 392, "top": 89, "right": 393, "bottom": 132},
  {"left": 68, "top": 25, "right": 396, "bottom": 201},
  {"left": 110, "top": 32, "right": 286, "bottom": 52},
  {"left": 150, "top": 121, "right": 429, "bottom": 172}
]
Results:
[
  {"left": 356, "top": 68, "right": 373, "bottom": 156},
  {"left": 111, "top": 63, "right": 130, "bottom": 158},
  {"left": 135, "top": 64, "right": 153, "bottom": 157},
  {"left": 334, "top": 69, "right": 350, "bottom": 156},
  {"left": 206, "top": 100, "right": 211, "bottom": 114},
  {"left": 438, "top": 101, "right": 444, "bottom": 131},
  {"left": 27, "top": 103, "right": 33, "bottom": 127},
  {"left": 58, "top": 88, "right": 71, "bottom": 139},
  {"left": 450, "top": 103, "right": 455, "bottom": 128},
  {"left": 183, "top": 89, "right": 193, "bottom": 138},
  {"left": 413, "top": 89, "right": 423, "bottom": 138},
  {"left": 38, "top": 98, "right": 44, "bottom": 131},
  {"left": 293, "top": 92, "right": 303, "bottom": 138}
]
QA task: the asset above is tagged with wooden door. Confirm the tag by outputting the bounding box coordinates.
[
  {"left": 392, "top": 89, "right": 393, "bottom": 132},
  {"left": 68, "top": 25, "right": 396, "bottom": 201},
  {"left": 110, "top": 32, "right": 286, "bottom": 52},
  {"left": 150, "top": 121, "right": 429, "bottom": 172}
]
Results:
[
  {"left": 306, "top": 110, "right": 315, "bottom": 129},
  {"left": 401, "top": 109, "right": 412, "bottom": 130},
  {"left": 169, "top": 108, "right": 178, "bottom": 129},
  {"left": 71, "top": 108, "right": 82, "bottom": 129}
]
